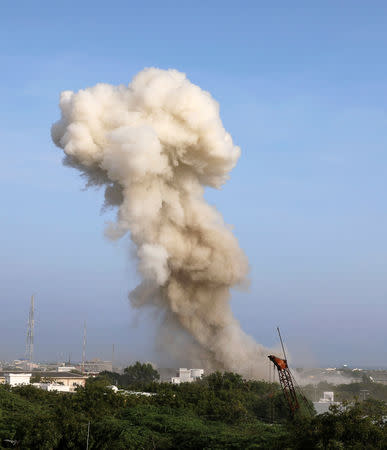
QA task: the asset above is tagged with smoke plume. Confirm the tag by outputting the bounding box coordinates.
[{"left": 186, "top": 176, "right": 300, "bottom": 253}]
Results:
[{"left": 52, "top": 68, "right": 268, "bottom": 378}]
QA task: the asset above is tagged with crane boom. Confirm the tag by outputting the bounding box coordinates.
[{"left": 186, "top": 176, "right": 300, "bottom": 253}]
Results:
[
  {"left": 268, "top": 354, "right": 299, "bottom": 415},
  {"left": 268, "top": 327, "right": 300, "bottom": 417}
]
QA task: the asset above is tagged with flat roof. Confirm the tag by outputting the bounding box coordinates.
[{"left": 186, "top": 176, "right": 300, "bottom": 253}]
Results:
[{"left": 0, "top": 371, "right": 87, "bottom": 378}]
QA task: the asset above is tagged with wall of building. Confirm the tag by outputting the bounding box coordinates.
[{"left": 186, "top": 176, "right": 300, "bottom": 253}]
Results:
[
  {"left": 171, "top": 368, "right": 204, "bottom": 384},
  {"left": 4, "top": 373, "right": 32, "bottom": 386}
]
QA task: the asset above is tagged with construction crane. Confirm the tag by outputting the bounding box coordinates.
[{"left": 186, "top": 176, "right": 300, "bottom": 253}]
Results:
[{"left": 268, "top": 327, "right": 313, "bottom": 418}]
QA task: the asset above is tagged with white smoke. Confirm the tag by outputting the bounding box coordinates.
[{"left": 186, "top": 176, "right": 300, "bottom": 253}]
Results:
[{"left": 52, "top": 68, "right": 269, "bottom": 378}]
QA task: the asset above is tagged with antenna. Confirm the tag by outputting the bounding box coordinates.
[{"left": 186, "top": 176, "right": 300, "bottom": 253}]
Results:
[
  {"left": 26, "top": 295, "right": 35, "bottom": 367},
  {"left": 82, "top": 321, "right": 87, "bottom": 373},
  {"left": 277, "top": 326, "right": 287, "bottom": 361},
  {"left": 112, "top": 343, "right": 115, "bottom": 371}
]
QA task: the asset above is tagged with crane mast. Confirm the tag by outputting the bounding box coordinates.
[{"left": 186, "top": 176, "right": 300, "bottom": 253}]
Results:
[{"left": 268, "top": 327, "right": 300, "bottom": 417}]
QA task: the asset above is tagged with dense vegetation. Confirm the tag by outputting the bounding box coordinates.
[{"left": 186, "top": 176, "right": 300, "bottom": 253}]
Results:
[
  {"left": 99, "top": 361, "right": 160, "bottom": 387},
  {"left": 0, "top": 365, "right": 386, "bottom": 449},
  {"left": 302, "top": 378, "right": 387, "bottom": 403}
]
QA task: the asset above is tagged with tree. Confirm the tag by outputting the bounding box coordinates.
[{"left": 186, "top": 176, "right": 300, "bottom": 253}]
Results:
[
  {"left": 30, "top": 374, "right": 41, "bottom": 383},
  {"left": 122, "top": 362, "right": 160, "bottom": 385},
  {"left": 287, "top": 401, "right": 387, "bottom": 449}
]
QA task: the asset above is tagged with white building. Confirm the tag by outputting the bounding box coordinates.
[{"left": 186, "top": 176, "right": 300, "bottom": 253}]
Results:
[
  {"left": 57, "top": 366, "right": 77, "bottom": 372},
  {"left": 33, "top": 383, "right": 70, "bottom": 392},
  {"left": 171, "top": 368, "right": 204, "bottom": 384},
  {"left": 4, "top": 373, "right": 32, "bottom": 386},
  {"left": 322, "top": 391, "right": 334, "bottom": 402},
  {"left": 313, "top": 391, "right": 340, "bottom": 414}
]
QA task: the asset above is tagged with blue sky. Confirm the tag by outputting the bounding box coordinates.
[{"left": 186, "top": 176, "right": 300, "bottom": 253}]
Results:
[{"left": 1, "top": 1, "right": 386, "bottom": 368}]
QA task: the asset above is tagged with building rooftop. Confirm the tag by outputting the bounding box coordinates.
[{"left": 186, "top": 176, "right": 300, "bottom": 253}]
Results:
[{"left": 0, "top": 371, "right": 87, "bottom": 378}]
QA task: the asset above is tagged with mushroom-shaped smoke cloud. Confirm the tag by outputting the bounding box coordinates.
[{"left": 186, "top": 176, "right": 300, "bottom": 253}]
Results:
[{"left": 52, "top": 68, "right": 268, "bottom": 378}]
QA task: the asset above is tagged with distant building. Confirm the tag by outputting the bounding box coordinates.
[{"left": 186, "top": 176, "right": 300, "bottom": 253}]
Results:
[
  {"left": 34, "top": 371, "right": 89, "bottom": 390},
  {"left": 5, "top": 360, "right": 39, "bottom": 371},
  {"left": 313, "top": 391, "right": 340, "bottom": 414},
  {"left": 7, "top": 371, "right": 89, "bottom": 391},
  {"left": 0, "top": 369, "right": 89, "bottom": 392},
  {"left": 370, "top": 375, "right": 387, "bottom": 385},
  {"left": 57, "top": 366, "right": 77, "bottom": 372},
  {"left": 3, "top": 373, "right": 32, "bottom": 386},
  {"left": 322, "top": 391, "right": 334, "bottom": 402},
  {"left": 171, "top": 368, "right": 204, "bottom": 384},
  {"left": 81, "top": 359, "right": 113, "bottom": 374},
  {"left": 33, "top": 383, "right": 71, "bottom": 392}
]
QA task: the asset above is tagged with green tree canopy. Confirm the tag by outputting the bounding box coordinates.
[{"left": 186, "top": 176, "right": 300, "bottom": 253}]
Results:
[{"left": 123, "top": 362, "right": 160, "bottom": 385}]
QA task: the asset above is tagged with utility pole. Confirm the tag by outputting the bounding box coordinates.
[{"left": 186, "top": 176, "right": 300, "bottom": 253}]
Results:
[
  {"left": 112, "top": 344, "right": 115, "bottom": 371},
  {"left": 82, "top": 321, "right": 87, "bottom": 373},
  {"left": 26, "top": 295, "right": 35, "bottom": 369},
  {"left": 86, "top": 421, "right": 90, "bottom": 450},
  {"left": 360, "top": 389, "right": 369, "bottom": 402}
]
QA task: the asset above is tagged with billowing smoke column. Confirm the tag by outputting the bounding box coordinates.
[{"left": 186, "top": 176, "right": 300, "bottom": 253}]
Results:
[{"left": 52, "top": 68, "right": 268, "bottom": 378}]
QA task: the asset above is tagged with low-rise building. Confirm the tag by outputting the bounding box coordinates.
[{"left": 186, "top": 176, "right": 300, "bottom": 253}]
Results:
[
  {"left": 31, "top": 371, "right": 89, "bottom": 391},
  {"left": 171, "top": 368, "right": 204, "bottom": 384},
  {"left": 313, "top": 391, "right": 340, "bottom": 414},
  {"left": 3, "top": 373, "right": 32, "bottom": 386},
  {"left": 0, "top": 370, "right": 88, "bottom": 390},
  {"left": 33, "top": 383, "right": 71, "bottom": 392},
  {"left": 57, "top": 366, "right": 77, "bottom": 372},
  {"left": 81, "top": 359, "right": 113, "bottom": 374}
]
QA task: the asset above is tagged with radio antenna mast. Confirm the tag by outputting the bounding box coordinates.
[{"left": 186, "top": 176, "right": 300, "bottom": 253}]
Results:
[
  {"left": 26, "top": 295, "right": 35, "bottom": 368},
  {"left": 82, "top": 321, "right": 87, "bottom": 373}
]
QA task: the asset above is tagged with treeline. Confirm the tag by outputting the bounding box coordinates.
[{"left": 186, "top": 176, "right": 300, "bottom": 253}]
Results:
[
  {"left": 98, "top": 361, "right": 160, "bottom": 387},
  {"left": 0, "top": 365, "right": 386, "bottom": 449},
  {"left": 302, "top": 378, "right": 387, "bottom": 403}
]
